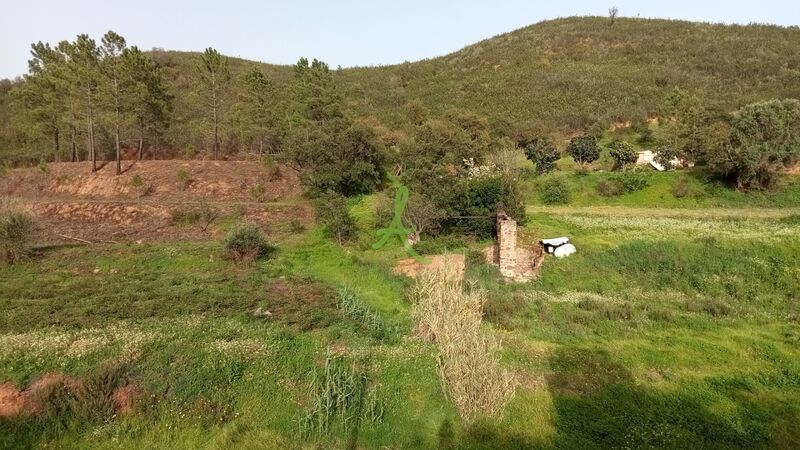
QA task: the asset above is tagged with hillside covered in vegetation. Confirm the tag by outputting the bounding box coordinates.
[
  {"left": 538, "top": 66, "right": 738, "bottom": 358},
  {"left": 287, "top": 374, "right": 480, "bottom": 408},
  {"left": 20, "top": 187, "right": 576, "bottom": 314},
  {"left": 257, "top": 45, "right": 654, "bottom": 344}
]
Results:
[
  {"left": 2, "top": 16, "right": 800, "bottom": 164},
  {"left": 2, "top": 13, "right": 800, "bottom": 450}
]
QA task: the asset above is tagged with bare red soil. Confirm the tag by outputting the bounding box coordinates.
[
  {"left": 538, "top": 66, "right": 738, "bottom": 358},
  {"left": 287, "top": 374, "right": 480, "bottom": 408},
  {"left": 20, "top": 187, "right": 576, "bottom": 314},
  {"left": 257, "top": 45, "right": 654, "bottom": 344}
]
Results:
[
  {"left": 0, "top": 373, "right": 82, "bottom": 418},
  {"left": 0, "top": 160, "right": 310, "bottom": 242}
]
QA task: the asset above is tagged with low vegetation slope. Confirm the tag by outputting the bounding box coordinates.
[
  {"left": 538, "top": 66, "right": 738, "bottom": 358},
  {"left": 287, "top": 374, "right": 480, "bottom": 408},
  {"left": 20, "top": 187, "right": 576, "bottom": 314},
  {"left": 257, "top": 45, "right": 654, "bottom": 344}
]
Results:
[{"left": 153, "top": 17, "right": 800, "bottom": 137}]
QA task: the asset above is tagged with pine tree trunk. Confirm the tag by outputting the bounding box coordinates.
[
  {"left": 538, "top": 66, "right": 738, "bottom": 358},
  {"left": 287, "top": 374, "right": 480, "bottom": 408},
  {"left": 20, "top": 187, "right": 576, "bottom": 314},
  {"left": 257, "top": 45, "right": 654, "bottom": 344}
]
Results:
[
  {"left": 88, "top": 89, "right": 96, "bottom": 172},
  {"left": 54, "top": 127, "right": 60, "bottom": 162},
  {"left": 115, "top": 122, "right": 121, "bottom": 175},
  {"left": 115, "top": 106, "right": 121, "bottom": 174},
  {"left": 71, "top": 125, "right": 77, "bottom": 162},
  {"left": 213, "top": 109, "right": 219, "bottom": 160},
  {"left": 138, "top": 119, "right": 144, "bottom": 160}
]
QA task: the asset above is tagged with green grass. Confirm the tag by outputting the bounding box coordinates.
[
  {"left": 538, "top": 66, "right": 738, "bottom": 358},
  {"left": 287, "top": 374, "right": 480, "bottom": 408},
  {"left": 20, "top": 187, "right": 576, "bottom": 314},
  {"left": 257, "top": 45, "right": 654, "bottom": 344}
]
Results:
[
  {"left": 524, "top": 169, "right": 800, "bottom": 208},
  {"left": 2, "top": 201, "right": 800, "bottom": 448}
]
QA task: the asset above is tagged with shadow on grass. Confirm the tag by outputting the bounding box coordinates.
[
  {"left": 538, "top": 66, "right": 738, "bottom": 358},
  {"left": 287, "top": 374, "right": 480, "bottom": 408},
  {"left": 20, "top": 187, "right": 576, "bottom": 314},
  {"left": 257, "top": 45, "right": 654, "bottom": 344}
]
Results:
[{"left": 546, "top": 347, "right": 792, "bottom": 449}]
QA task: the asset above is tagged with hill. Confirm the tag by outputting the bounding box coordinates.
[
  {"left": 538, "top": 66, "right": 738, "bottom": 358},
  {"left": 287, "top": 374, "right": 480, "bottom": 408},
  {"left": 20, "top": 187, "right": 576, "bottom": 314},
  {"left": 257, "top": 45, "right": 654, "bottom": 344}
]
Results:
[
  {"left": 341, "top": 17, "right": 800, "bottom": 132},
  {"left": 156, "top": 17, "right": 800, "bottom": 135},
  {"left": 2, "top": 17, "right": 800, "bottom": 163}
]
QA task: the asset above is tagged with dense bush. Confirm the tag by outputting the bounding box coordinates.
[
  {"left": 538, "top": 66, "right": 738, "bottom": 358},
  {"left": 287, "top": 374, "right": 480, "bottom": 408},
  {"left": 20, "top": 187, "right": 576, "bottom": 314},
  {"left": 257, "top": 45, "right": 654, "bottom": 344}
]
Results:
[
  {"left": 540, "top": 178, "right": 571, "bottom": 205},
  {"left": 608, "top": 140, "right": 637, "bottom": 170},
  {"left": 610, "top": 169, "right": 650, "bottom": 193},
  {"left": 672, "top": 177, "right": 691, "bottom": 198},
  {"left": 447, "top": 176, "right": 526, "bottom": 237},
  {"left": 223, "top": 224, "right": 275, "bottom": 263},
  {"left": 314, "top": 193, "right": 357, "bottom": 245},
  {"left": 285, "top": 59, "right": 387, "bottom": 196},
  {"left": 0, "top": 212, "right": 36, "bottom": 264},
  {"left": 595, "top": 179, "right": 622, "bottom": 197},
  {"left": 414, "top": 235, "right": 468, "bottom": 255},
  {"left": 373, "top": 191, "right": 446, "bottom": 244},
  {"left": 726, "top": 99, "right": 800, "bottom": 189},
  {"left": 567, "top": 135, "right": 600, "bottom": 166},
  {"left": 520, "top": 136, "right": 560, "bottom": 174},
  {"left": 654, "top": 145, "right": 680, "bottom": 170}
]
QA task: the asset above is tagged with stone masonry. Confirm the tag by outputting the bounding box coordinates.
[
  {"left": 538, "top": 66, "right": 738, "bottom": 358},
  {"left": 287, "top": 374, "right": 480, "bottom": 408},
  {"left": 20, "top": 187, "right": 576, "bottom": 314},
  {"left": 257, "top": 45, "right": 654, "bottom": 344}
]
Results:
[{"left": 497, "top": 211, "right": 517, "bottom": 279}]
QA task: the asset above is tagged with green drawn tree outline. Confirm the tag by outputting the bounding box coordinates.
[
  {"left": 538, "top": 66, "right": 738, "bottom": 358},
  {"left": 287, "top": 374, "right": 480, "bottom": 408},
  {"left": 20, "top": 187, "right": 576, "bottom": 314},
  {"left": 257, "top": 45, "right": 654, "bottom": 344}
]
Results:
[{"left": 372, "top": 186, "right": 431, "bottom": 264}]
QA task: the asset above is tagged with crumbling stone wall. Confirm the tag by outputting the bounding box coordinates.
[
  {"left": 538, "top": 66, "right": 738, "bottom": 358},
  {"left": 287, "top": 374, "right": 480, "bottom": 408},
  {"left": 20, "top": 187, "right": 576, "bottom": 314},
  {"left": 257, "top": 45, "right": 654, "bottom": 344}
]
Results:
[{"left": 497, "top": 214, "right": 517, "bottom": 279}]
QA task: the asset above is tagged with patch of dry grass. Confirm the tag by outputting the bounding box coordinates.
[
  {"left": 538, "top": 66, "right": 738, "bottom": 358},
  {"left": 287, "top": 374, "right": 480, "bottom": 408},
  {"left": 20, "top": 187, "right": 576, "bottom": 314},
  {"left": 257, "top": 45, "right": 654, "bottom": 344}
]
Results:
[{"left": 411, "top": 259, "right": 515, "bottom": 422}]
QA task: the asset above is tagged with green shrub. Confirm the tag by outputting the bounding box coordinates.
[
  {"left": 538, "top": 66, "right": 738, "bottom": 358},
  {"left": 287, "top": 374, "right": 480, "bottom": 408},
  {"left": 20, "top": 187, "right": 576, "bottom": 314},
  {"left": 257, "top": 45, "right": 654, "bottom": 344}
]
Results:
[
  {"left": 779, "top": 214, "right": 800, "bottom": 225},
  {"left": 725, "top": 99, "right": 800, "bottom": 189},
  {"left": 567, "top": 135, "right": 600, "bottom": 166},
  {"left": 466, "top": 248, "right": 486, "bottom": 268},
  {"left": 540, "top": 178, "right": 571, "bottom": 205},
  {"left": 654, "top": 145, "right": 680, "bottom": 170},
  {"left": 288, "top": 219, "right": 306, "bottom": 234},
  {"left": 0, "top": 212, "right": 36, "bottom": 264},
  {"left": 447, "top": 176, "right": 526, "bottom": 238},
  {"left": 176, "top": 168, "right": 192, "bottom": 190},
  {"left": 37, "top": 159, "right": 50, "bottom": 174},
  {"left": 483, "top": 292, "right": 526, "bottom": 329},
  {"left": 250, "top": 183, "right": 266, "bottom": 202},
  {"left": 170, "top": 201, "right": 219, "bottom": 233},
  {"left": 595, "top": 179, "right": 622, "bottom": 197},
  {"left": 223, "top": 224, "right": 275, "bottom": 263},
  {"left": 415, "top": 235, "right": 468, "bottom": 255},
  {"left": 37, "top": 362, "right": 127, "bottom": 422},
  {"left": 672, "top": 177, "right": 691, "bottom": 198},
  {"left": 608, "top": 140, "right": 637, "bottom": 170},
  {"left": 520, "top": 136, "right": 560, "bottom": 175},
  {"left": 610, "top": 169, "right": 650, "bottom": 193},
  {"left": 573, "top": 165, "right": 591, "bottom": 176},
  {"left": 129, "top": 174, "right": 154, "bottom": 197},
  {"left": 314, "top": 194, "right": 357, "bottom": 245},
  {"left": 262, "top": 155, "right": 282, "bottom": 180}
]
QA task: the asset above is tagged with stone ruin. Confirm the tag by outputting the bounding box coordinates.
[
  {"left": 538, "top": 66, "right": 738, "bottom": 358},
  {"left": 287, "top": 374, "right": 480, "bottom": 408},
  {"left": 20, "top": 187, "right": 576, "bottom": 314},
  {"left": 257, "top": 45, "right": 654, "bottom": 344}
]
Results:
[{"left": 485, "top": 207, "right": 543, "bottom": 282}]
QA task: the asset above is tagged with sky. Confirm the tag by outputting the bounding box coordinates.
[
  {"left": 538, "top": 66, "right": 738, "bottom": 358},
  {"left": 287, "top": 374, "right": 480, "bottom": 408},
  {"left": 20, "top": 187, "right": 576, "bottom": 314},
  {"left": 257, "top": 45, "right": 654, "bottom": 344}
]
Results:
[{"left": 1, "top": 0, "right": 798, "bottom": 79}]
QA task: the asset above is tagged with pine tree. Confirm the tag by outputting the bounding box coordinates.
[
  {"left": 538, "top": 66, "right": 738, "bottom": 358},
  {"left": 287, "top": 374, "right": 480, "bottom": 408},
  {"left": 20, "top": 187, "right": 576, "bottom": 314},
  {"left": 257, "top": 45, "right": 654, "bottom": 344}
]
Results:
[
  {"left": 20, "top": 42, "right": 67, "bottom": 162},
  {"left": 60, "top": 35, "right": 100, "bottom": 171},
  {"left": 99, "top": 31, "right": 130, "bottom": 175},
  {"left": 125, "top": 46, "right": 171, "bottom": 160},
  {"left": 241, "top": 67, "right": 274, "bottom": 154},
  {"left": 197, "top": 48, "right": 231, "bottom": 159}
]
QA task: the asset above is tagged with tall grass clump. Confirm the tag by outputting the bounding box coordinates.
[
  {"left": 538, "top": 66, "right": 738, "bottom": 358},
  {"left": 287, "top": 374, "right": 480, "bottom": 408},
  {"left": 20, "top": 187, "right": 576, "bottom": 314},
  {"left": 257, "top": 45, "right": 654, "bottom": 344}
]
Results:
[
  {"left": 0, "top": 211, "right": 36, "bottom": 264},
  {"left": 540, "top": 178, "right": 571, "bottom": 205},
  {"left": 337, "top": 288, "right": 394, "bottom": 341},
  {"left": 300, "top": 354, "right": 384, "bottom": 437},
  {"left": 223, "top": 224, "right": 276, "bottom": 263},
  {"left": 411, "top": 260, "right": 515, "bottom": 422}
]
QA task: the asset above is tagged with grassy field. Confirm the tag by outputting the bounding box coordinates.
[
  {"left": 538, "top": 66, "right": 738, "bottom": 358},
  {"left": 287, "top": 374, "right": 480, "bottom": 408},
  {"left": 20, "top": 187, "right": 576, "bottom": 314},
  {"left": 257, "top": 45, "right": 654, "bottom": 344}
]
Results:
[
  {"left": 524, "top": 166, "right": 800, "bottom": 208},
  {"left": 2, "top": 181, "right": 800, "bottom": 449}
]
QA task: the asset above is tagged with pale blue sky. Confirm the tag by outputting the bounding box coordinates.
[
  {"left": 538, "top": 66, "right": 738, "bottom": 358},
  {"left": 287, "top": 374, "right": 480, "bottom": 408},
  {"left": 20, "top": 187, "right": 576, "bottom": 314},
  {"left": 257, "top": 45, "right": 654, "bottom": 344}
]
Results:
[{"left": 2, "top": 0, "right": 798, "bottom": 79}]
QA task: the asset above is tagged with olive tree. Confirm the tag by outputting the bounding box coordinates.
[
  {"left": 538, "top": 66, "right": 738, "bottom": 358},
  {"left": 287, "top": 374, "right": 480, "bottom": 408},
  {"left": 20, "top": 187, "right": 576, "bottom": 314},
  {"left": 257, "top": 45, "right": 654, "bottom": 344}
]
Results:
[{"left": 567, "top": 135, "right": 600, "bottom": 166}]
